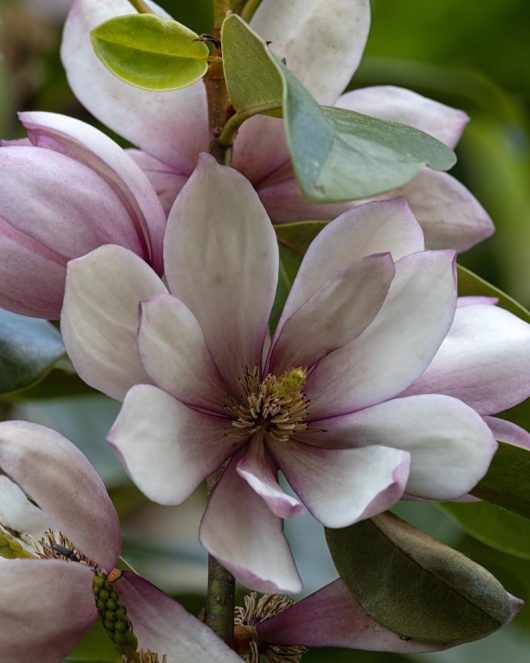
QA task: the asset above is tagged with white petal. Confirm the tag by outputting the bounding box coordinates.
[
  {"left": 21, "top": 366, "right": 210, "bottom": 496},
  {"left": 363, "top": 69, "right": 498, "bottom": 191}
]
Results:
[
  {"left": 307, "top": 250, "right": 457, "bottom": 418},
  {"left": 138, "top": 294, "right": 228, "bottom": 413},
  {"left": 403, "top": 304, "right": 530, "bottom": 415},
  {"left": 312, "top": 395, "right": 497, "bottom": 500},
  {"left": 61, "top": 245, "right": 167, "bottom": 401},
  {"left": 61, "top": 0, "right": 208, "bottom": 173},
  {"left": 200, "top": 454, "right": 302, "bottom": 593},
  {"left": 0, "top": 476, "right": 52, "bottom": 541},
  {"left": 270, "top": 440, "right": 409, "bottom": 527},
  {"left": 109, "top": 385, "right": 240, "bottom": 505},
  {"left": 164, "top": 155, "right": 278, "bottom": 392}
]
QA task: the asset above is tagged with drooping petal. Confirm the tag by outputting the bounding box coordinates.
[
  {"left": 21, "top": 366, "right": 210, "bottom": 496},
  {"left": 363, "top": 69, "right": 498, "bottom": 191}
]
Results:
[
  {"left": 0, "top": 421, "right": 120, "bottom": 570},
  {"left": 269, "top": 440, "right": 409, "bottom": 527},
  {"left": 307, "top": 250, "right": 457, "bottom": 418},
  {"left": 269, "top": 253, "right": 395, "bottom": 373},
  {"left": 108, "top": 385, "right": 240, "bottom": 505},
  {"left": 403, "top": 304, "right": 530, "bottom": 415},
  {"left": 199, "top": 454, "right": 302, "bottom": 593},
  {"left": 0, "top": 559, "right": 96, "bottom": 663},
  {"left": 484, "top": 417, "right": 530, "bottom": 450},
  {"left": 61, "top": 245, "right": 167, "bottom": 401},
  {"left": 138, "top": 294, "right": 228, "bottom": 413},
  {"left": 114, "top": 573, "right": 241, "bottom": 661},
  {"left": 309, "top": 395, "right": 497, "bottom": 500},
  {"left": 128, "top": 149, "right": 188, "bottom": 215},
  {"left": 277, "top": 198, "right": 424, "bottom": 328},
  {"left": 236, "top": 435, "right": 304, "bottom": 519},
  {"left": 20, "top": 111, "right": 167, "bottom": 272},
  {"left": 257, "top": 579, "right": 441, "bottom": 653},
  {"left": 164, "top": 155, "right": 278, "bottom": 392},
  {"left": 337, "top": 86, "right": 469, "bottom": 148},
  {"left": 61, "top": 0, "right": 208, "bottom": 173}
]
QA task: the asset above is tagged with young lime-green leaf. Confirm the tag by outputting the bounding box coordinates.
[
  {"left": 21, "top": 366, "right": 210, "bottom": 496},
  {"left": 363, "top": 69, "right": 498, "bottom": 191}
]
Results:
[
  {"left": 458, "top": 264, "right": 530, "bottom": 323},
  {"left": 326, "top": 512, "right": 514, "bottom": 643},
  {"left": 440, "top": 501, "right": 530, "bottom": 560},
  {"left": 91, "top": 14, "right": 210, "bottom": 91},
  {"left": 221, "top": 14, "right": 456, "bottom": 202},
  {"left": 471, "top": 441, "right": 530, "bottom": 519},
  {"left": 0, "top": 527, "right": 35, "bottom": 560},
  {"left": 0, "top": 310, "right": 64, "bottom": 395}
]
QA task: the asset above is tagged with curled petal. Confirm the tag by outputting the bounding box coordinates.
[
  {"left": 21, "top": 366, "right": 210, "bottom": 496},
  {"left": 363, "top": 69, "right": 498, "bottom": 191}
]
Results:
[
  {"left": 115, "top": 572, "right": 241, "bottom": 661},
  {"left": 0, "top": 559, "right": 96, "bottom": 663},
  {"left": 200, "top": 454, "right": 302, "bottom": 593},
  {"left": 109, "top": 385, "right": 239, "bottom": 505},
  {"left": 484, "top": 417, "right": 530, "bottom": 450},
  {"left": 61, "top": 245, "right": 167, "bottom": 400},
  {"left": 270, "top": 440, "right": 409, "bottom": 527},
  {"left": 0, "top": 421, "right": 120, "bottom": 570},
  {"left": 61, "top": 0, "right": 208, "bottom": 173}
]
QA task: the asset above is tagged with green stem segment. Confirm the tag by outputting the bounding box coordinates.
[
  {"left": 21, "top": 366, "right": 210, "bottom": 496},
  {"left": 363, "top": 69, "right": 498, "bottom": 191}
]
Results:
[
  {"left": 240, "top": 0, "right": 262, "bottom": 22},
  {"left": 128, "top": 0, "right": 152, "bottom": 13},
  {"left": 205, "top": 468, "right": 236, "bottom": 646}
]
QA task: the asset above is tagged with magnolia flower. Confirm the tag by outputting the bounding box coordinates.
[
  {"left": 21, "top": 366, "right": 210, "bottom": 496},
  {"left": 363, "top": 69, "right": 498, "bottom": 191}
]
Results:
[
  {"left": 60, "top": 0, "right": 493, "bottom": 252},
  {"left": 0, "top": 111, "right": 165, "bottom": 318},
  {"left": 0, "top": 420, "right": 240, "bottom": 663},
  {"left": 62, "top": 157, "right": 499, "bottom": 593}
]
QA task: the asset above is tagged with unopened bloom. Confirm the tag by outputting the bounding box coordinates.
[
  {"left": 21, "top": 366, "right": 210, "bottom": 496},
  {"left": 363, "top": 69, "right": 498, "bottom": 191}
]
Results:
[
  {"left": 62, "top": 157, "right": 498, "bottom": 593},
  {"left": 61, "top": 0, "right": 493, "bottom": 251},
  {"left": 0, "top": 420, "right": 240, "bottom": 663},
  {"left": 0, "top": 111, "right": 165, "bottom": 318}
]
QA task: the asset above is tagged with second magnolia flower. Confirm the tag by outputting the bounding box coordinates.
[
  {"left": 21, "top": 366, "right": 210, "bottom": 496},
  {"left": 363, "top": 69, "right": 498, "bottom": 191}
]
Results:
[{"left": 60, "top": 156, "right": 507, "bottom": 593}]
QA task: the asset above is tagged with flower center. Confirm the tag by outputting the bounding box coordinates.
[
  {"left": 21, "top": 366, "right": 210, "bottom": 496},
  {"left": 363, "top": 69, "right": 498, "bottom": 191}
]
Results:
[
  {"left": 34, "top": 530, "right": 101, "bottom": 570},
  {"left": 234, "top": 592, "right": 307, "bottom": 663},
  {"left": 226, "top": 367, "right": 309, "bottom": 443}
]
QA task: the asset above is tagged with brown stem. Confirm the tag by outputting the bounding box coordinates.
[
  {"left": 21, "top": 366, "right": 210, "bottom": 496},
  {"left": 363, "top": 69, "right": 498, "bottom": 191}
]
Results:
[{"left": 205, "top": 467, "right": 236, "bottom": 646}]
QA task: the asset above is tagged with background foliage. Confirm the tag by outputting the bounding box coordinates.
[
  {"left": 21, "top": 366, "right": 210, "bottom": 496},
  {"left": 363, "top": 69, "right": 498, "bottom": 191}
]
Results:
[{"left": 1, "top": 1, "right": 529, "bottom": 661}]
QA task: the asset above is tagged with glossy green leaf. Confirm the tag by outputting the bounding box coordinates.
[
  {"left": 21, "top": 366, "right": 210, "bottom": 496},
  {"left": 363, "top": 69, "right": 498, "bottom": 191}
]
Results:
[
  {"left": 440, "top": 501, "right": 530, "bottom": 560},
  {"left": 0, "top": 310, "right": 64, "bottom": 395},
  {"left": 91, "top": 15, "right": 209, "bottom": 91},
  {"left": 325, "top": 512, "right": 513, "bottom": 643},
  {"left": 222, "top": 14, "right": 456, "bottom": 202},
  {"left": 457, "top": 264, "right": 530, "bottom": 323},
  {"left": 471, "top": 441, "right": 530, "bottom": 519}
]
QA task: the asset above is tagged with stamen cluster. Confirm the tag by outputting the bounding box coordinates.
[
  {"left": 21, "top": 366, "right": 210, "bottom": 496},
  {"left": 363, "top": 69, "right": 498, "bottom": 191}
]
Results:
[
  {"left": 226, "top": 367, "right": 309, "bottom": 443},
  {"left": 35, "top": 530, "right": 100, "bottom": 569}
]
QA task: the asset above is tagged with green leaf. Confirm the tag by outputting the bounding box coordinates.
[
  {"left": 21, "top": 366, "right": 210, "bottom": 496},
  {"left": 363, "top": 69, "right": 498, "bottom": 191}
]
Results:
[
  {"left": 471, "top": 441, "right": 530, "bottom": 519},
  {"left": 325, "top": 512, "right": 513, "bottom": 643},
  {"left": 274, "top": 221, "right": 327, "bottom": 256},
  {"left": 440, "top": 501, "right": 530, "bottom": 560},
  {"left": 269, "top": 245, "right": 302, "bottom": 334},
  {"left": 0, "top": 310, "right": 64, "bottom": 396},
  {"left": 91, "top": 14, "right": 209, "bottom": 91},
  {"left": 66, "top": 621, "right": 120, "bottom": 663},
  {"left": 0, "top": 527, "right": 35, "bottom": 560},
  {"left": 457, "top": 264, "right": 530, "bottom": 323},
  {"left": 221, "top": 15, "right": 456, "bottom": 202}
]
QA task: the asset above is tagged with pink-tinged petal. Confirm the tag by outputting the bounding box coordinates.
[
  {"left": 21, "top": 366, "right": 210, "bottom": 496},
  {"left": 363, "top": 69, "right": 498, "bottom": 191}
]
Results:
[
  {"left": 0, "top": 559, "right": 96, "bottom": 663},
  {"left": 164, "top": 155, "right": 278, "bottom": 392},
  {"left": 0, "top": 476, "right": 53, "bottom": 541},
  {"left": 484, "top": 417, "right": 530, "bottom": 450},
  {"left": 251, "top": 0, "right": 370, "bottom": 106},
  {"left": 0, "top": 421, "right": 120, "bottom": 570},
  {"left": 0, "top": 229, "right": 66, "bottom": 318},
  {"left": 403, "top": 304, "right": 530, "bottom": 415},
  {"left": 138, "top": 294, "right": 228, "bottom": 414},
  {"left": 269, "top": 440, "right": 409, "bottom": 527},
  {"left": 257, "top": 579, "right": 441, "bottom": 653},
  {"left": 277, "top": 198, "right": 424, "bottom": 329},
  {"left": 397, "top": 169, "right": 494, "bottom": 252},
  {"left": 236, "top": 435, "right": 305, "bottom": 519},
  {"left": 128, "top": 149, "right": 188, "bottom": 216},
  {"left": 115, "top": 572, "right": 241, "bottom": 662},
  {"left": 20, "top": 111, "right": 167, "bottom": 272},
  {"left": 61, "top": 245, "right": 167, "bottom": 401},
  {"left": 458, "top": 296, "right": 498, "bottom": 307},
  {"left": 311, "top": 395, "right": 497, "bottom": 501},
  {"left": 199, "top": 454, "right": 302, "bottom": 593},
  {"left": 61, "top": 0, "right": 208, "bottom": 173},
  {"left": 337, "top": 86, "right": 469, "bottom": 149},
  {"left": 307, "top": 251, "right": 457, "bottom": 418},
  {"left": 269, "top": 253, "right": 395, "bottom": 373},
  {"left": 108, "top": 385, "right": 240, "bottom": 505}
]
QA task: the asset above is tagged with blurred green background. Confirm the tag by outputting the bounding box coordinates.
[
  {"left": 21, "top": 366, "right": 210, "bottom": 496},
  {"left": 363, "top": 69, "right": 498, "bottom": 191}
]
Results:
[{"left": 1, "top": 1, "right": 529, "bottom": 661}]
